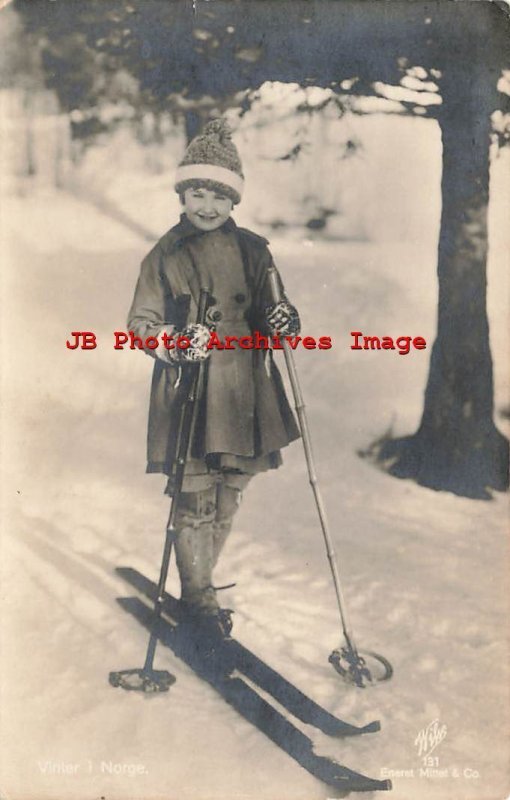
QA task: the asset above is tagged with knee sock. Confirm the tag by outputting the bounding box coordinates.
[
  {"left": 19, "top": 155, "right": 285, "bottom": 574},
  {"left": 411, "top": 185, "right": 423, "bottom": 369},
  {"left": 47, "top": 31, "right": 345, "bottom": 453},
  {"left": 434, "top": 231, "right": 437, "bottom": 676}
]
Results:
[{"left": 174, "top": 526, "right": 217, "bottom": 609}]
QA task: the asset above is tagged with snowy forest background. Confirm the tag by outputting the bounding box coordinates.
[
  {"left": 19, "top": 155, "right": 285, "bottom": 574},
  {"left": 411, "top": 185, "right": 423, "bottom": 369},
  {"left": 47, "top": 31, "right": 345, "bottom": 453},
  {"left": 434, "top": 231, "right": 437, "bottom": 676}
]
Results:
[{"left": 0, "top": 2, "right": 509, "bottom": 800}]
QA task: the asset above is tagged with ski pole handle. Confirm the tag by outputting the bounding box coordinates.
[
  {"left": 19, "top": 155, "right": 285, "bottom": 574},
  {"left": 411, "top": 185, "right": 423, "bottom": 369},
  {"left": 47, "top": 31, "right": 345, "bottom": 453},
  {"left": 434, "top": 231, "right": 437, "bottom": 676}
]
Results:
[
  {"left": 190, "top": 287, "right": 210, "bottom": 415},
  {"left": 197, "top": 287, "right": 211, "bottom": 327},
  {"left": 267, "top": 264, "right": 283, "bottom": 304},
  {"left": 266, "top": 265, "right": 306, "bottom": 413},
  {"left": 167, "top": 287, "right": 211, "bottom": 534}
]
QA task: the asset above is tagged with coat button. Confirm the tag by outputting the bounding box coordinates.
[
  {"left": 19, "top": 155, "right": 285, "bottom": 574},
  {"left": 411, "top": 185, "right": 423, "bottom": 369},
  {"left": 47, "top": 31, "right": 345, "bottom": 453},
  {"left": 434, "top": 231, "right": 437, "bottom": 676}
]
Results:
[
  {"left": 234, "top": 293, "right": 246, "bottom": 304},
  {"left": 211, "top": 310, "right": 222, "bottom": 322}
]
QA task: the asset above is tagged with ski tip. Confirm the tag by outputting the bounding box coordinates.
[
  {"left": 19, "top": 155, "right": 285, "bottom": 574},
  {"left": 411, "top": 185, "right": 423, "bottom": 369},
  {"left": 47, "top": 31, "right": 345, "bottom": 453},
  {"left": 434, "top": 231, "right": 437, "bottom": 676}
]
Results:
[{"left": 360, "top": 719, "right": 381, "bottom": 734}]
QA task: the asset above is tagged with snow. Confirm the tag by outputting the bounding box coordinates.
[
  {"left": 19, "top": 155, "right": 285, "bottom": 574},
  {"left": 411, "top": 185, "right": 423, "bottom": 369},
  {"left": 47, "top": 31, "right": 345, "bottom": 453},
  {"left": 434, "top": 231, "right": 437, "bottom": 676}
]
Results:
[{"left": 0, "top": 110, "right": 509, "bottom": 800}]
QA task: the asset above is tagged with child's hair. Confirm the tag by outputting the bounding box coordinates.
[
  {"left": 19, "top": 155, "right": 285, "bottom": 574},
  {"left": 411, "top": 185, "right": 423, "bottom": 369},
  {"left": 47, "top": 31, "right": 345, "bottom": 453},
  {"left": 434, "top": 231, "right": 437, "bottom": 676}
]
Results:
[{"left": 179, "top": 185, "right": 236, "bottom": 206}]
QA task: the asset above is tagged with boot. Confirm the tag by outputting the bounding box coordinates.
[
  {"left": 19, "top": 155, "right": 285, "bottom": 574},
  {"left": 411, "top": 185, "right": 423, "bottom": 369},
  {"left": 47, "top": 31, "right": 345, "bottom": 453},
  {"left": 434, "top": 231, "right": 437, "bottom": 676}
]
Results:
[{"left": 174, "top": 526, "right": 219, "bottom": 615}]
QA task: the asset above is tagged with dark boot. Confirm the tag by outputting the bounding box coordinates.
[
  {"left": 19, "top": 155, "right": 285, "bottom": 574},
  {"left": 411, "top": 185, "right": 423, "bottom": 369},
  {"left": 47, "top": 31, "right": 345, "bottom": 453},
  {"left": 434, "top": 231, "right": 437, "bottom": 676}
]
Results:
[{"left": 174, "top": 527, "right": 235, "bottom": 638}]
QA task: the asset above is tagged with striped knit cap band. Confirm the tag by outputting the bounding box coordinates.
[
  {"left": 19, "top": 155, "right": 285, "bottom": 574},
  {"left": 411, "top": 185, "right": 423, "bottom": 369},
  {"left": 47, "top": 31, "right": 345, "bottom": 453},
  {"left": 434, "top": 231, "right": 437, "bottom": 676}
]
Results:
[{"left": 175, "top": 119, "right": 244, "bottom": 204}]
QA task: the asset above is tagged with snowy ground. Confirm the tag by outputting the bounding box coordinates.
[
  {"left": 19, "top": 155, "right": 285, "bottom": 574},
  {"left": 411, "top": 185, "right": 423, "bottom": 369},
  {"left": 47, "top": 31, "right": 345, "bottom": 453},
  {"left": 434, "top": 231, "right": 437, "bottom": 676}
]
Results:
[{"left": 0, "top": 158, "right": 509, "bottom": 800}]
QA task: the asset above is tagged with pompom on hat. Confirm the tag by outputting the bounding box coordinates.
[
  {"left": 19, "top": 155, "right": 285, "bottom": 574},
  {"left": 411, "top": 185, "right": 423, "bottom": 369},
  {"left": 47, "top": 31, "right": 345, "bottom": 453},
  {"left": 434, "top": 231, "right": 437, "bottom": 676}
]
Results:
[{"left": 175, "top": 118, "right": 244, "bottom": 205}]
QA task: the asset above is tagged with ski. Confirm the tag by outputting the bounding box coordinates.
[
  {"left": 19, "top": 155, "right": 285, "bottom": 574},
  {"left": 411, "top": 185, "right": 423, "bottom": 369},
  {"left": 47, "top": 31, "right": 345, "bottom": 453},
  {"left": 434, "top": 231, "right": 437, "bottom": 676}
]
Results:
[
  {"left": 114, "top": 567, "right": 391, "bottom": 793},
  {"left": 116, "top": 566, "right": 380, "bottom": 737}
]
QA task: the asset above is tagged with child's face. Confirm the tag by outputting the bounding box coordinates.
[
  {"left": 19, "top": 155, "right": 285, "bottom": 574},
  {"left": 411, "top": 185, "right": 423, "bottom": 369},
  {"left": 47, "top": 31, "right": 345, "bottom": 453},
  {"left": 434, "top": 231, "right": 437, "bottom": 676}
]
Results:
[{"left": 183, "top": 187, "right": 233, "bottom": 232}]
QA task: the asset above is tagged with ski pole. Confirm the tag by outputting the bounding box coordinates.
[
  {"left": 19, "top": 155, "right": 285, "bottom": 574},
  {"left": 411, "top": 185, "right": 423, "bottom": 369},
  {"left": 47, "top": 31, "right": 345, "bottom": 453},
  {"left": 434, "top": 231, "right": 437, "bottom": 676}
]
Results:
[
  {"left": 110, "top": 287, "right": 211, "bottom": 693},
  {"left": 266, "top": 267, "right": 391, "bottom": 688}
]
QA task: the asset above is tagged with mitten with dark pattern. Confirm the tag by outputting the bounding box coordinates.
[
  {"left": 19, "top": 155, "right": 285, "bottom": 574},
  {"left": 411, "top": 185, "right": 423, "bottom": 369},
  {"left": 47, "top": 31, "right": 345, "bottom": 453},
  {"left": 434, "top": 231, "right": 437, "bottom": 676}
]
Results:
[{"left": 265, "top": 301, "right": 301, "bottom": 336}]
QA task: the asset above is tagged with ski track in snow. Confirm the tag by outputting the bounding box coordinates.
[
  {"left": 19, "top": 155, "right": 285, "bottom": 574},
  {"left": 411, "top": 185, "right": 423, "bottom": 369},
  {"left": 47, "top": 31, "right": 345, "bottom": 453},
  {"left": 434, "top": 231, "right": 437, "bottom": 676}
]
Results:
[{"left": 0, "top": 187, "right": 509, "bottom": 800}]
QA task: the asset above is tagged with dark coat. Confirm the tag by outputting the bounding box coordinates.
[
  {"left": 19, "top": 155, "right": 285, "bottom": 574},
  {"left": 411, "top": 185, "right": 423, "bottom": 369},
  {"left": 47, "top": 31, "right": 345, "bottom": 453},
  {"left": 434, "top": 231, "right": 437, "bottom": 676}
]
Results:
[{"left": 128, "top": 215, "right": 300, "bottom": 474}]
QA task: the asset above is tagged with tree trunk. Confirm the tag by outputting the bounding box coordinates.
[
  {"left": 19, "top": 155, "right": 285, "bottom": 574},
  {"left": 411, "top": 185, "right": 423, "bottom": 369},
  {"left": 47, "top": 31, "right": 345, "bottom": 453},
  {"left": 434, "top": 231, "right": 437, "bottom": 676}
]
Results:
[
  {"left": 23, "top": 89, "right": 37, "bottom": 177},
  {"left": 184, "top": 109, "right": 202, "bottom": 143},
  {"left": 371, "top": 69, "right": 509, "bottom": 499}
]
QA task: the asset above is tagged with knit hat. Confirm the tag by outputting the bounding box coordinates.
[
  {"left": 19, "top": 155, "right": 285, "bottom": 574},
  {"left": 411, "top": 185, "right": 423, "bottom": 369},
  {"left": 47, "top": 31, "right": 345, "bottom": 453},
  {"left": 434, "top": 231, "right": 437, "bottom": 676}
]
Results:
[{"left": 175, "top": 119, "right": 244, "bottom": 205}]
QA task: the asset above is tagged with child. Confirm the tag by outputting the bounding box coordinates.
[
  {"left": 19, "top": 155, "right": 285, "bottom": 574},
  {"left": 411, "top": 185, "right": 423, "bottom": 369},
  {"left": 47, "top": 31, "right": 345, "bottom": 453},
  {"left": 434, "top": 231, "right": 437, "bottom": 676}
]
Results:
[{"left": 128, "top": 119, "right": 300, "bottom": 630}]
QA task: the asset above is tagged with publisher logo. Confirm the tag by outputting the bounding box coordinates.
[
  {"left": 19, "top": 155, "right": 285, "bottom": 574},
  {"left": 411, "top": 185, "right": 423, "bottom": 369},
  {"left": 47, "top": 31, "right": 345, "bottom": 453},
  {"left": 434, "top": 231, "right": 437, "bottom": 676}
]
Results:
[{"left": 414, "top": 719, "right": 447, "bottom": 757}]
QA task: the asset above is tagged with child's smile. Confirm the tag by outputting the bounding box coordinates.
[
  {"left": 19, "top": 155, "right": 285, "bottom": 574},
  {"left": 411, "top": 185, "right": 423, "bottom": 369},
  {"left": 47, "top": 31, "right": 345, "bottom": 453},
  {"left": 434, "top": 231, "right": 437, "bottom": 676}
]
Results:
[{"left": 183, "top": 187, "right": 233, "bottom": 232}]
